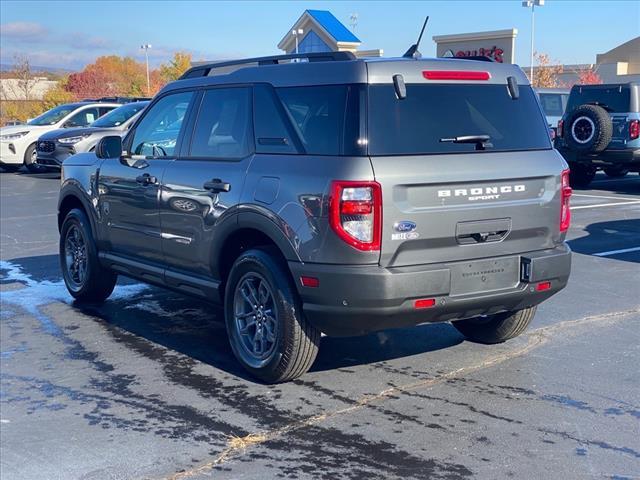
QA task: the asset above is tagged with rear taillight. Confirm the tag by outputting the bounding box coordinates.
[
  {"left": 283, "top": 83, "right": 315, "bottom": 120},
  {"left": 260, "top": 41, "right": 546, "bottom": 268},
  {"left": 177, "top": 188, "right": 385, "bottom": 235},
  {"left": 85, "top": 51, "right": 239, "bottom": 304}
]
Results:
[
  {"left": 329, "top": 181, "right": 382, "bottom": 251},
  {"left": 629, "top": 119, "right": 639, "bottom": 140},
  {"left": 560, "top": 169, "right": 572, "bottom": 233},
  {"left": 557, "top": 119, "right": 564, "bottom": 138}
]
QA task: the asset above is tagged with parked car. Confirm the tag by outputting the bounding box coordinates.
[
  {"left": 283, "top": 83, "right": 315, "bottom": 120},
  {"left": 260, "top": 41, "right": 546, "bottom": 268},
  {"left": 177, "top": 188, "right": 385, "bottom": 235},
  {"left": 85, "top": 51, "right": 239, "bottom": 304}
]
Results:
[
  {"left": 58, "top": 52, "right": 572, "bottom": 383},
  {"left": 36, "top": 101, "right": 149, "bottom": 169},
  {"left": 555, "top": 82, "right": 640, "bottom": 187},
  {"left": 536, "top": 87, "right": 569, "bottom": 139},
  {"left": 0, "top": 100, "right": 122, "bottom": 173}
]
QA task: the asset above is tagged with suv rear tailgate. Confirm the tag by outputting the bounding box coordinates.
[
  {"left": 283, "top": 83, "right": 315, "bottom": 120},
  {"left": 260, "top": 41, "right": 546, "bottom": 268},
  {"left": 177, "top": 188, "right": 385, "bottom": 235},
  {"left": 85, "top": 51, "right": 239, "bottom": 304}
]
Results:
[{"left": 371, "top": 149, "right": 565, "bottom": 268}]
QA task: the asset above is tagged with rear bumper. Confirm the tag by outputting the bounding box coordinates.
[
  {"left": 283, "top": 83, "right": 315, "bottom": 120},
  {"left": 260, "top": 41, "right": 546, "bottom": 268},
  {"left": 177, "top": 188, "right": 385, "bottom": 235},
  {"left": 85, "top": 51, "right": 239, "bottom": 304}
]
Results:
[
  {"left": 289, "top": 244, "right": 571, "bottom": 336},
  {"left": 557, "top": 146, "right": 640, "bottom": 167}
]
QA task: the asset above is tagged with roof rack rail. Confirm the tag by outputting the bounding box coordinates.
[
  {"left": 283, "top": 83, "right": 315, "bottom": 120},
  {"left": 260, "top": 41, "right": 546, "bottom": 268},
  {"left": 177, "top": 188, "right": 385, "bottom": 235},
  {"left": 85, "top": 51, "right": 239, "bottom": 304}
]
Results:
[{"left": 180, "top": 51, "right": 357, "bottom": 80}]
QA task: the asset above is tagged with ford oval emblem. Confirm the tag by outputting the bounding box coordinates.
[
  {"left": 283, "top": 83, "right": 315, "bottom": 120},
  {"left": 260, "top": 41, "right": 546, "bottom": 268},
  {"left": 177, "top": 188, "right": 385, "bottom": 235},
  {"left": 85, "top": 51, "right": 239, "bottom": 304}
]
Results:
[{"left": 394, "top": 221, "right": 416, "bottom": 232}]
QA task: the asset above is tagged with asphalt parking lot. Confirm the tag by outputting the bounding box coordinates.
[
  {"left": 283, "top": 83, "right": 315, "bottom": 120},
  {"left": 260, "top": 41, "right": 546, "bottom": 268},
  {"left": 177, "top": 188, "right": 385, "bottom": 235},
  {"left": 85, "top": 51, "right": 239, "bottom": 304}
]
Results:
[{"left": 1, "top": 168, "right": 639, "bottom": 480}]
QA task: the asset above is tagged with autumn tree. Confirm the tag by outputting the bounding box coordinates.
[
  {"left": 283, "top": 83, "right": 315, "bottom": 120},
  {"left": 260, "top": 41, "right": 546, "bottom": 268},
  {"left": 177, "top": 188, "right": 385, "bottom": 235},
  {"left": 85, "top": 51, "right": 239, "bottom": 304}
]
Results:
[
  {"left": 159, "top": 52, "right": 192, "bottom": 83},
  {"left": 64, "top": 55, "right": 147, "bottom": 99},
  {"left": 576, "top": 67, "right": 603, "bottom": 85},
  {"left": 531, "top": 52, "right": 564, "bottom": 88},
  {"left": 42, "top": 76, "right": 75, "bottom": 110}
]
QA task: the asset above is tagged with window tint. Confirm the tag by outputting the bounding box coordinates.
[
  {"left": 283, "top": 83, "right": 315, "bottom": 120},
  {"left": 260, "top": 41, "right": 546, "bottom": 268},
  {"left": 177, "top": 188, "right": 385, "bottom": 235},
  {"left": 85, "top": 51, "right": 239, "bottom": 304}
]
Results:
[
  {"left": 67, "top": 108, "right": 99, "bottom": 127},
  {"left": 276, "top": 85, "right": 364, "bottom": 155},
  {"left": 539, "top": 93, "right": 565, "bottom": 117},
  {"left": 189, "top": 88, "right": 252, "bottom": 159},
  {"left": 130, "top": 91, "right": 193, "bottom": 158},
  {"left": 254, "top": 85, "right": 297, "bottom": 154},
  {"left": 368, "top": 84, "right": 551, "bottom": 155}
]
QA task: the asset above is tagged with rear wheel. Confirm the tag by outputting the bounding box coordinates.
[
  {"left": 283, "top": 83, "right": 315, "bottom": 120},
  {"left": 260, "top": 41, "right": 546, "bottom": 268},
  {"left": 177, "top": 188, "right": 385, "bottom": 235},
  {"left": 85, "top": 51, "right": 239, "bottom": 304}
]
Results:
[
  {"left": 453, "top": 306, "right": 537, "bottom": 344},
  {"left": 24, "top": 143, "right": 45, "bottom": 173},
  {"left": 60, "top": 208, "right": 117, "bottom": 302},
  {"left": 568, "top": 162, "right": 596, "bottom": 188},
  {"left": 224, "top": 248, "right": 320, "bottom": 383},
  {"left": 603, "top": 166, "right": 629, "bottom": 178}
]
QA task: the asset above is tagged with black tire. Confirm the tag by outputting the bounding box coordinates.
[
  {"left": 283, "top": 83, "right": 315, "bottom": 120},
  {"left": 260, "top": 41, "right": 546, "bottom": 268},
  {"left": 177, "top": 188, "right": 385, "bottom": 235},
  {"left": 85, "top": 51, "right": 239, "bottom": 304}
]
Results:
[
  {"left": 60, "top": 208, "right": 117, "bottom": 302},
  {"left": 1, "top": 164, "right": 21, "bottom": 173},
  {"left": 568, "top": 162, "right": 596, "bottom": 189},
  {"left": 224, "top": 248, "right": 320, "bottom": 383},
  {"left": 453, "top": 306, "right": 537, "bottom": 344},
  {"left": 23, "top": 143, "right": 46, "bottom": 173},
  {"left": 603, "top": 166, "right": 629, "bottom": 178},
  {"left": 565, "top": 104, "right": 612, "bottom": 153}
]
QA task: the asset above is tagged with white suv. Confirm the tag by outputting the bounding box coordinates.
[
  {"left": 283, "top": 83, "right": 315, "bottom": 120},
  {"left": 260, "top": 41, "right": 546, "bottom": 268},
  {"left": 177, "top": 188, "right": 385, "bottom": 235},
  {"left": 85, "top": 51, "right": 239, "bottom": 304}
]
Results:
[{"left": 0, "top": 101, "right": 120, "bottom": 172}]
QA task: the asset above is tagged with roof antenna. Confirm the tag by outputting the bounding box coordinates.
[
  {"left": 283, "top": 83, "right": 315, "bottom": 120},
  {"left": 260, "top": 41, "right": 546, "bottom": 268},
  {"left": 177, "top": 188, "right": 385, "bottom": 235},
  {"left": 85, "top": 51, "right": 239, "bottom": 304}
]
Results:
[{"left": 403, "top": 16, "right": 429, "bottom": 59}]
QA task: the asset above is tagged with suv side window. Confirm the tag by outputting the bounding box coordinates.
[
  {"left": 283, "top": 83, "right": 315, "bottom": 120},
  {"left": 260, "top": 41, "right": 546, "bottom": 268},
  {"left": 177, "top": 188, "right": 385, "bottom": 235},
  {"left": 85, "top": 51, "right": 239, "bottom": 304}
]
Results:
[
  {"left": 253, "top": 85, "right": 297, "bottom": 154},
  {"left": 129, "top": 91, "right": 193, "bottom": 158},
  {"left": 189, "top": 87, "right": 252, "bottom": 159},
  {"left": 66, "top": 107, "right": 99, "bottom": 127},
  {"left": 276, "top": 85, "right": 363, "bottom": 156}
]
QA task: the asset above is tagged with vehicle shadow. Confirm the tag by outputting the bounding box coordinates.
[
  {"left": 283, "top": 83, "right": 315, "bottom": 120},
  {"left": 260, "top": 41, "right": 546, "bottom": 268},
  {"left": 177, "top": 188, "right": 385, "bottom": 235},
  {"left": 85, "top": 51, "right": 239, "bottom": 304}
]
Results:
[
  {"left": 586, "top": 172, "right": 640, "bottom": 195},
  {"left": 568, "top": 219, "right": 640, "bottom": 264},
  {"left": 2, "top": 254, "right": 464, "bottom": 381}
]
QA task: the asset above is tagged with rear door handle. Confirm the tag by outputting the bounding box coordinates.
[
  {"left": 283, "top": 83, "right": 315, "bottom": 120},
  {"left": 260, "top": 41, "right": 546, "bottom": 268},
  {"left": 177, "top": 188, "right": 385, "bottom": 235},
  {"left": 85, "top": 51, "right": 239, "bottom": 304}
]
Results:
[
  {"left": 136, "top": 173, "right": 157, "bottom": 186},
  {"left": 203, "top": 178, "right": 231, "bottom": 193}
]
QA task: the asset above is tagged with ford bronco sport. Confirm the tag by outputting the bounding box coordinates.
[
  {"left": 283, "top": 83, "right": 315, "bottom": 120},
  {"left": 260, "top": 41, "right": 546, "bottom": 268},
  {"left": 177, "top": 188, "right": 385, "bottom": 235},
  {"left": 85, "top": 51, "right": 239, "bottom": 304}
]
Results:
[
  {"left": 58, "top": 52, "right": 572, "bottom": 382},
  {"left": 555, "top": 83, "right": 640, "bottom": 187}
]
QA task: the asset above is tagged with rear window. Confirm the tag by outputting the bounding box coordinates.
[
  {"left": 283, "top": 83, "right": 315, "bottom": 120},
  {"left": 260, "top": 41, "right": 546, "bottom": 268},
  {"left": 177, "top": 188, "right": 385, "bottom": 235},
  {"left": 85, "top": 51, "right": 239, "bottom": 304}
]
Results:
[
  {"left": 566, "top": 86, "right": 632, "bottom": 114},
  {"left": 539, "top": 93, "right": 568, "bottom": 117},
  {"left": 368, "top": 84, "right": 551, "bottom": 156}
]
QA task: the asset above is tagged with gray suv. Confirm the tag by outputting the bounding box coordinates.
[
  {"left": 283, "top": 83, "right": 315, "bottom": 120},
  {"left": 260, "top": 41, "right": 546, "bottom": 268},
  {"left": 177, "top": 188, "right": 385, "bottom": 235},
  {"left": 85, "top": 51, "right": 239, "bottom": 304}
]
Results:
[{"left": 58, "top": 52, "right": 572, "bottom": 382}]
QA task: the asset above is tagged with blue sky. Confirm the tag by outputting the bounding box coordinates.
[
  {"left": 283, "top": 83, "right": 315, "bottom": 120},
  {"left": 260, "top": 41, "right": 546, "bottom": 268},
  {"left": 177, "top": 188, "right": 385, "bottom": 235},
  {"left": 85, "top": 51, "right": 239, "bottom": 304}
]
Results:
[{"left": 1, "top": 0, "right": 638, "bottom": 70}]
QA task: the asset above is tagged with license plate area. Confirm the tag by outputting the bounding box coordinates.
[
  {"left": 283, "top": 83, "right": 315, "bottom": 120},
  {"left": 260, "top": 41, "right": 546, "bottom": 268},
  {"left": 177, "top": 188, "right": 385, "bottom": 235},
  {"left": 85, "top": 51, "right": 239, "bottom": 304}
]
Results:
[{"left": 449, "top": 257, "right": 520, "bottom": 296}]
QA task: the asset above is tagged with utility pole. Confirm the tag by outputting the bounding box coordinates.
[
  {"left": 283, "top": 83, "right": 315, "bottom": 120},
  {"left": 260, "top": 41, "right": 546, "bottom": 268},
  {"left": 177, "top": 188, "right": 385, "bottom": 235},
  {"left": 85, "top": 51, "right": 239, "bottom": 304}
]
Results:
[
  {"left": 522, "top": 0, "right": 544, "bottom": 84},
  {"left": 292, "top": 29, "right": 303, "bottom": 54},
  {"left": 141, "top": 44, "right": 152, "bottom": 95}
]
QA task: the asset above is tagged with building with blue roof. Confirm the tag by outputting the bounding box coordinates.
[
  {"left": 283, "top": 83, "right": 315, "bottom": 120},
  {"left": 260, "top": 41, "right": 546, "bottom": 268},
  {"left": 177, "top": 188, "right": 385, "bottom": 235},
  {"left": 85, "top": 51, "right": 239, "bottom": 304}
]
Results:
[{"left": 277, "top": 10, "right": 382, "bottom": 58}]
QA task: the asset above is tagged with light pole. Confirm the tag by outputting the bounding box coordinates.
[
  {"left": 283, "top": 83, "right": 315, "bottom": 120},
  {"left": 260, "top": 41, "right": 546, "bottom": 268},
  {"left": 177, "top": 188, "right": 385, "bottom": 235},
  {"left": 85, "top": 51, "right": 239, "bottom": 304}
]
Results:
[
  {"left": 522, "top": 0, "right": 544, "bottom": 84},
  {"left": 141, "top": 44, "right": 152, "bottom": 95},
  {"left": 291, "top": 29, "right": 303, "bottom": 54}
]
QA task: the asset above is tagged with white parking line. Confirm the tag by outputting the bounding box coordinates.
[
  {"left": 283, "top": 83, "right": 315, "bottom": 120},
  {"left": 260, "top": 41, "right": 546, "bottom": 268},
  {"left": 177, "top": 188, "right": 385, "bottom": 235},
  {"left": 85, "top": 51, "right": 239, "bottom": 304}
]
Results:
[
  {"left": 593, "top": 246, "right": 640, "bottom": 257},
  {"left": 573, "top": 193, "right": 640, "bottom": 201},
  {"left": 571, "top": 201, "right": 640, "bottom": 210}
]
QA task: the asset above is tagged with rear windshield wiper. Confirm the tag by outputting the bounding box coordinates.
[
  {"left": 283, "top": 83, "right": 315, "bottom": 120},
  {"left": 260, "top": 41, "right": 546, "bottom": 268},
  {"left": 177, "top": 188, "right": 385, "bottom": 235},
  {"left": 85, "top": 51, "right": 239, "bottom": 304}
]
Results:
[{"left": 439, "top": 134, "right": 493, "bottom": 151}]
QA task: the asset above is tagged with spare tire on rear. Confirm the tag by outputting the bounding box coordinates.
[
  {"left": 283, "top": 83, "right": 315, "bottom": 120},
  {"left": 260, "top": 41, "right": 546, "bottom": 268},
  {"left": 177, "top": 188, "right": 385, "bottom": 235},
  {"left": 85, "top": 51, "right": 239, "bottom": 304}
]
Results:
[{"left": 565, "top": 104, "right": 612, "bottom": 153}]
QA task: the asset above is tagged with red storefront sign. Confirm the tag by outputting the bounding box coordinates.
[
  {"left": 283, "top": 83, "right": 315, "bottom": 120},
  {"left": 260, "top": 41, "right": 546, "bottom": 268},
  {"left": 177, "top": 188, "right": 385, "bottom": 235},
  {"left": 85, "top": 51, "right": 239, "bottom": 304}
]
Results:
[{"left": 455, "top": 46, "right": 504, "bottom": 63}]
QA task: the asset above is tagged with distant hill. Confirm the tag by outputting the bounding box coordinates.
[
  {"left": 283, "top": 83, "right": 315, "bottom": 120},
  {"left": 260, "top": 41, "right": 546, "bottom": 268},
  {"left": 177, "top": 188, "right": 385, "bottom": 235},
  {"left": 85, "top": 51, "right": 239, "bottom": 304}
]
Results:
[{"left": 0, "top": 63, "right": 75, "bottom": 76}]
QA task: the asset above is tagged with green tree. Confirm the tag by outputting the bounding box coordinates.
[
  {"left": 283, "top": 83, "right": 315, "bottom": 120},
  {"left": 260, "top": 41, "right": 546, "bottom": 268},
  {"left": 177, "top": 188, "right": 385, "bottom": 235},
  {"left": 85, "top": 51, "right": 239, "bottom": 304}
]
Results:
[{"left": 159, "top": 52, "right": 192, "bottom": 83}]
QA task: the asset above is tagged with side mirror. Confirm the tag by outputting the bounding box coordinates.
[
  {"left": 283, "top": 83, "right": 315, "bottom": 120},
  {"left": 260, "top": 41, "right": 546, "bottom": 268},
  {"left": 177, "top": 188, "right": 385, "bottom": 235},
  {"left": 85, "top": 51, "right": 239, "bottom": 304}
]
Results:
[{"left": 96, "top": 135, "right": 123, "bottom": 159}]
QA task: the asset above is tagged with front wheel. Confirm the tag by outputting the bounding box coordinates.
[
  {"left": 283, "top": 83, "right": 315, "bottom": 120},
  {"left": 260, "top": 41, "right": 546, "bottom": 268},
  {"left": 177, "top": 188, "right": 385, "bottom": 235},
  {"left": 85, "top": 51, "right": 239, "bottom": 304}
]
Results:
[
  {"left": 452, "top": 306, "right": 537, "bottom": 344},
  {"left": 224, "top": 248, "right": 320, "bottom": 383},
  {"left": 24, "top": 144, "right": 46, "bottom": 173},
  {"left": 60, "top": 208, "right": 117, "bottom": 302}
]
